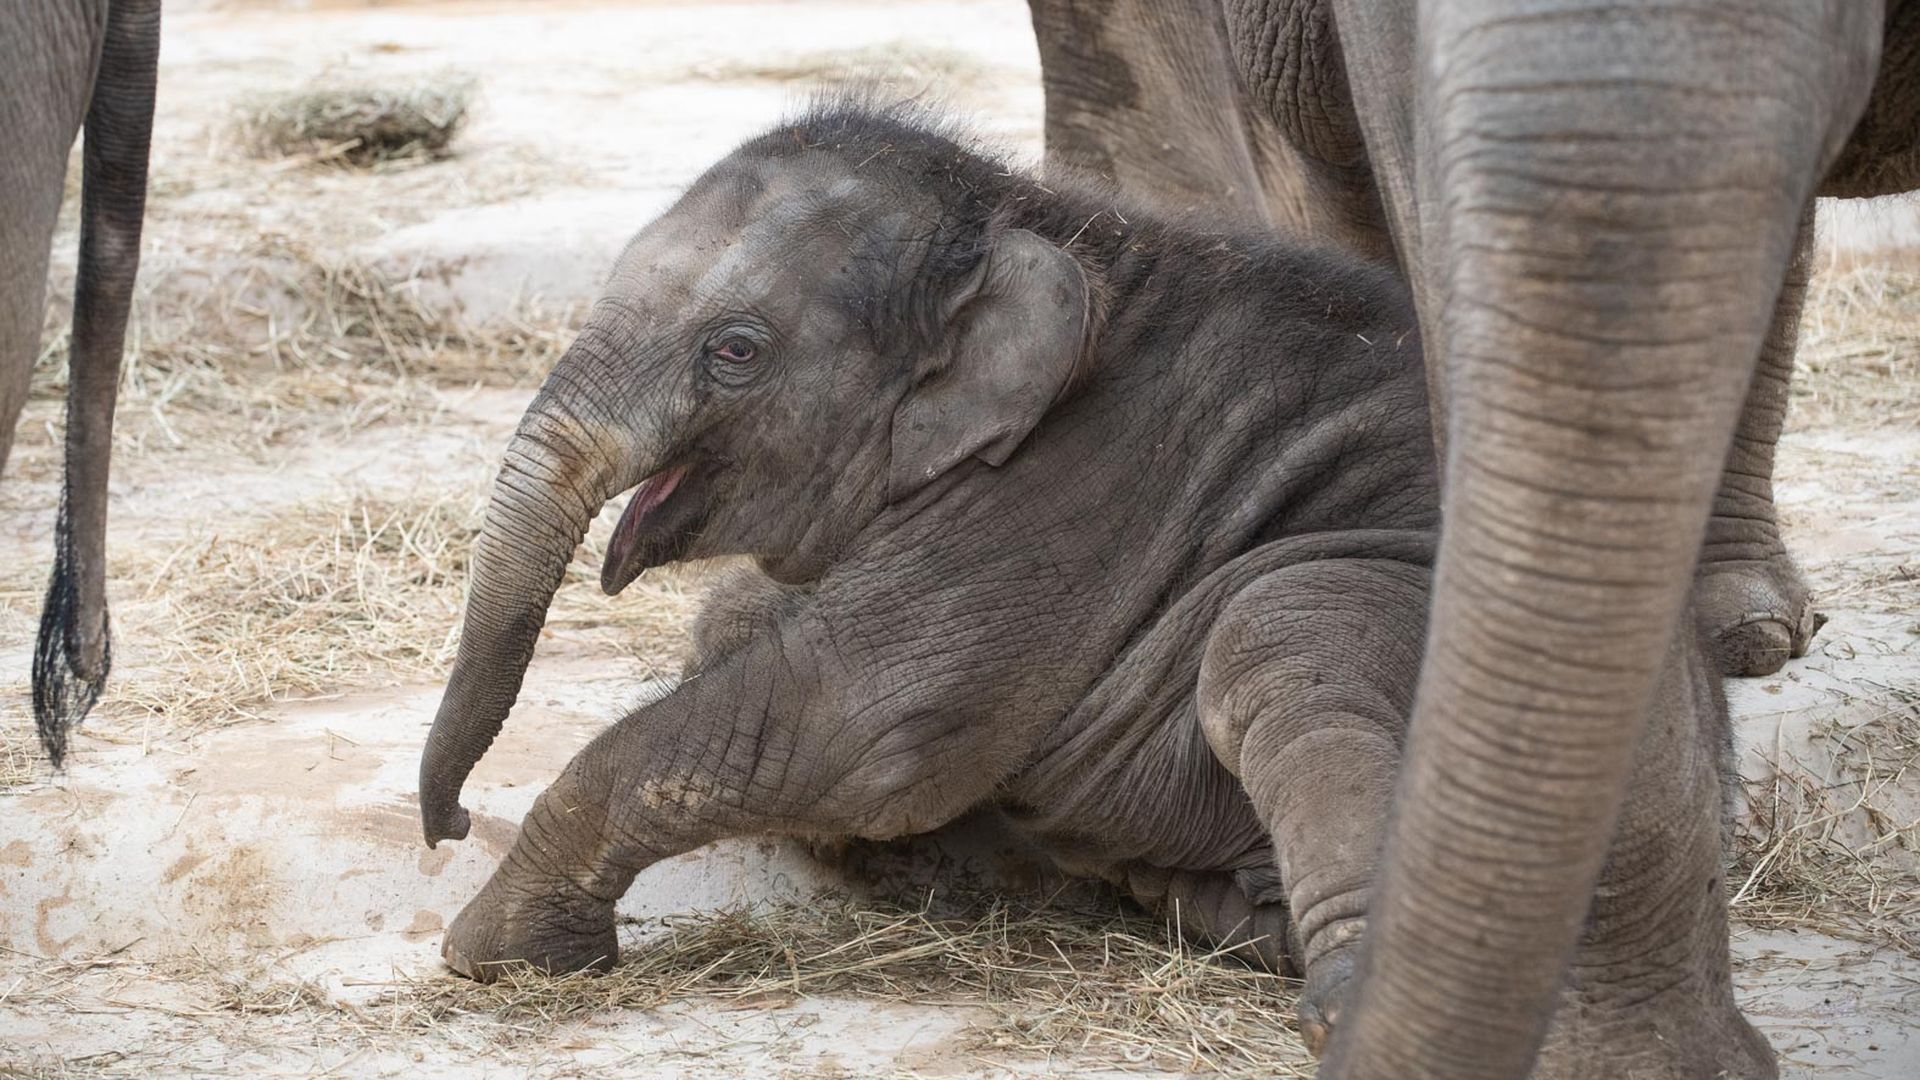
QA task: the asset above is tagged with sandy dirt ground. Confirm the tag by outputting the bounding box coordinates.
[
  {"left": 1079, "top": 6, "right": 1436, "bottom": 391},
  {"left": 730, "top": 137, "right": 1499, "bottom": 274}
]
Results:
[{"left": 3, "top": 2, "right": 1918, "bottom": 1077}]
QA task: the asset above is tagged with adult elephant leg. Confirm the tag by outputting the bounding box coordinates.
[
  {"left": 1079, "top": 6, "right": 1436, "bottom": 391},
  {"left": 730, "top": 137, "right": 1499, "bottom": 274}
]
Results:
[
  {"left": 1308, "top": 3, "right": 1883, "bottom": 1077},
  {"left": 1533, "top": 630, "right": 1774, "bottom": 1077},
  {"left": 0, "top": 149, "right": 64, "bottom": 484},
  {"left": 0, "top": 1, "right": 105, "bottom": 479},
  {"left": 1041, "top": 0, "right": 1397, "bottom": 257},
  {"left": 1195, "top": 557, "right": 1427, "bottom": 1058},
  {"left": 1223, "top": 0, "right": 1394, "bottom": 261},
  {"left": 1698, "top": 202, "right": 1823, "bottom": 677},
  {"left": 1027, "top": 0, "right": 1277, "bottom": 221}
]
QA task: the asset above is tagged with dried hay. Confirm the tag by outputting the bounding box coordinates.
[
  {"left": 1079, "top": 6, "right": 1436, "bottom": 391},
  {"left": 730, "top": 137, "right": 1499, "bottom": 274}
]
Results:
[
  {"left": 1793, "top": 262, "right": 1920, "bottom": 432},
  {"left": 26, "top": 231, "right": 573, "bottom": 472},
  {"left": 1731, "top": 683, "right": 1920, "bottom": 955},
  {"left": 0, "top": 895, "right": 1313, "bottom": 1076},
  {"left": 0, "top": 713, "right": 35, "bottom": 792},
  {"left": 234, "top": 74, "right": 476, "bottom": 167},
  {"left": 0, "top": 490, "right": 715, "bottom": 739},
  {"left": 97, "top": 491, "right": 480, "bottom": 731},
  {"left": 377, "top": 895, "right": 1313, "bottom": 1077}
]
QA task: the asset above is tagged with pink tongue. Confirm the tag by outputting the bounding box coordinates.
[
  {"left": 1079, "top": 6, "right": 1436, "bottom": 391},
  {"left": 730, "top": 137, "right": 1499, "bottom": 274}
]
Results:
[{"left": 607, "top": 465, "right": 687, "bottom": 569}]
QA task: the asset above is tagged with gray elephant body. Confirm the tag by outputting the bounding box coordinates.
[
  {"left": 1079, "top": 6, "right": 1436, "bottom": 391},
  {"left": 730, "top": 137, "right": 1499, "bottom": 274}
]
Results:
[
  {"left": 424, "top": 103, "right": 1760, "bottom": 1075},
  {"left": 1, "top": 0, "right": 161, "bottom": 763},
  {"left": 1033, "top": 0, "right": 1918, "bottom": 687},
  {"left": 1170, "top": 2, "right": 1909, "bottom": 1076}
]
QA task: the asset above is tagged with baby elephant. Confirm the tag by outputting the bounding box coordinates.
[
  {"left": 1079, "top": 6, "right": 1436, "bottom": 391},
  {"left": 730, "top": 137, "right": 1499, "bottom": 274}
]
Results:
[{"left": 420, "top": 100, "right": 1769, "bottom": 1073}]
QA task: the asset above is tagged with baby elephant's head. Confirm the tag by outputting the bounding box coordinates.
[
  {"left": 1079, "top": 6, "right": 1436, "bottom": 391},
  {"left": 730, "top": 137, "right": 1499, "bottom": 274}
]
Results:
[
  {"left": 419, "top": 104, "right": 1095, "bottom": 845},
  {"left": 565, "top": 112, "right": 1090, "bottom": 593}
]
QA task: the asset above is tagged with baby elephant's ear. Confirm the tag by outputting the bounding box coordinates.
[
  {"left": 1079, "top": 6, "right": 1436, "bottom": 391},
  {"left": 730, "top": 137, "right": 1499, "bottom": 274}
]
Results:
[{"left": 889, "top": 228, "right": 1090, "bottom": 502}]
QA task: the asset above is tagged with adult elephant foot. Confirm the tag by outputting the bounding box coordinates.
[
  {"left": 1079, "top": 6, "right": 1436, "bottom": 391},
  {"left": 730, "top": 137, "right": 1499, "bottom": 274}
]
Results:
[
  {"left": 1533, "top": 979, "right": 1778, "bottom": 1080},
  {"left": 1697, "top": 200, "right": 1823, "bottom": 680},
  {"left": 1697, "top": 553, "right": 1825, "bottom": 677},
  {"left": 441, "top": 866, "right": 619, "bottom": 983}
]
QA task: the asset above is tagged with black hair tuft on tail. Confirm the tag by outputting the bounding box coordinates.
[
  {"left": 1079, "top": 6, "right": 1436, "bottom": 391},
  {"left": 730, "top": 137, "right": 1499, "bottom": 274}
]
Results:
[{"left": 32, "top": 493, "right": 111, "bottom": 769}]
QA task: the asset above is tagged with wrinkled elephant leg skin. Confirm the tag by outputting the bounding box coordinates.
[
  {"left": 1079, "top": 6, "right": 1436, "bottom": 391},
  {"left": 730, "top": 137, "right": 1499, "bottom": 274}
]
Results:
[
  {"left": 442, "top": 770, "right": 634, "bottom": 983},
  {"left": 1695, "top": 561, "right": 1822, "bottom": 678},
  {"left": 0, "top": 2, "right": 100, "bottom": 481},
  {"left": 443, "top": 866, "right": 618, "bottom": 983},
  {"left": 1027, "top": 0, "right": 1278, "bottom": 222},
  {"left": 1312, "top": 5, "right": 1882, "bottom": 1077},
  {"left": 0, "top": 211, "right": 57, "bottom": 482},
  {"left": 1216, "top": 0, "right": 1396, "bottom": 263},
  {"left": 1699, "top": 203, "right": 1822, "bottom": 677},
  {"left": 443, "top": 608, "right": 1025, "bottom": 982},
  {"left": 1295, "top": 921, "right": 1361, "bottom": 1058},
  {"left": 1530, "top": 637, "right": 1777, "bottom": 1080},
  {"left": 0, "top": 146, "right": 62, "bottom": 482},
  {"left": 1195, "top": 559, "right": 1426, "bottom": 1059}
]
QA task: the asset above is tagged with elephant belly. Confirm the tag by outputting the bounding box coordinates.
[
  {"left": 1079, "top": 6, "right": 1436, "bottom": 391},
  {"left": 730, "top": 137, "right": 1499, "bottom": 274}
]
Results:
[{"left": 1820, "top": 0, "right": 1920, "bottom": 198}]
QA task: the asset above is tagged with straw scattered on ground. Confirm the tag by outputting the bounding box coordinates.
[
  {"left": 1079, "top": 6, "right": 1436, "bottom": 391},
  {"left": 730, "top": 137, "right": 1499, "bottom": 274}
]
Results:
[
  {"left": 84, "top": 896, "right": 1306, "bottom": 1078},
  {"left": 0, "top": 489, "right": 713, "bottom": 741},
  {"left": 1731, "top": 683, "right": 1920, "bottom": 956},
  {"left": 0, "top": 894, "right": 1313, "bottom": 1076},
  {"left": 234, "top": 74, "right": 477, "bottom": 167},
  {"left": 28, "top": 230, "right": 572, "bottom": 463},
  {"left": 1793, "top": 262, "right": 1920, "bottom": 432},
  {"left": 0, "top": 715, "right": 35, "bottom": 793},
  {"left": 394, "top": 897, "right": 1312, "bottom": 1077}
]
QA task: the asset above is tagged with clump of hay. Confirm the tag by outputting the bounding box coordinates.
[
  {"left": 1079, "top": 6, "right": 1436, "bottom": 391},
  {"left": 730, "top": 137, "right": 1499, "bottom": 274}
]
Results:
[
  {"left": 382, "top": 895, "right": 1313, "bottom": 1077},
  {"left": 235, "top": 74, "right": 476, "bottom": 167},
  {"left": 1731, "top": 688, "right": 1920, "bottom": 956},
  {"left": 1793, "top": 263, "right": 1920, "bottom": 432}
]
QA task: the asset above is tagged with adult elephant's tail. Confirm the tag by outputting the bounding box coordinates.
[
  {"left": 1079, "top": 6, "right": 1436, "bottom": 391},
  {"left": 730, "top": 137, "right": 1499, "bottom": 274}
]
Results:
[{"left": 34, "top": 0, "right": 161, "bottom": 767}]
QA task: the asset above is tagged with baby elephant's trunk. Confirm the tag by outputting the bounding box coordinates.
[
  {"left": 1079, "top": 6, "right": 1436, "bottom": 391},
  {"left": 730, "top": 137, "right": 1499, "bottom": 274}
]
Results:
[{"left": 418, "top": 331, "right": 647, "bottom": 846}]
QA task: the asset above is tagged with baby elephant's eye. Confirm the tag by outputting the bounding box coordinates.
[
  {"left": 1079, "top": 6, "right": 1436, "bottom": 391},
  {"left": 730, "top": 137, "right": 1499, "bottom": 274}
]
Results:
[{"left": 714, "top": 338, "right": 757, "bottom": 363}]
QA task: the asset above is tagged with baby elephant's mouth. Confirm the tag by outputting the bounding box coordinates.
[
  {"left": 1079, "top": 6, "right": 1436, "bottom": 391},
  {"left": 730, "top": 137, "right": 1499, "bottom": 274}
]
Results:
[{"left": 600, "top": 461, "right": 712, "bottom": 595}]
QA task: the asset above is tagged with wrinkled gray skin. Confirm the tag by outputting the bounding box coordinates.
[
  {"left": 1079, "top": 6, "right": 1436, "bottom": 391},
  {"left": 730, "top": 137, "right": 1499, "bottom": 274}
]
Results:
[
  {"left": 1, "top": 0, "right": 161, "bottom": 766},
  {"left": 419, "top": 103, "right": 1759, "bottom": 1075},
  {"left": 1029, "top": 1, "right": 1919, "bottom": 1076}
]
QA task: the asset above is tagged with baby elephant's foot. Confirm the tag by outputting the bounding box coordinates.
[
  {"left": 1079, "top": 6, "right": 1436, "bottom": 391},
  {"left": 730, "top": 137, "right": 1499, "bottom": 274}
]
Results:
[
  {"left": 441, "top": 870, "right": 618, "bottom": 983},
  {"left": 1297, "top": 918, "right": 1364, "bottom": 1058},
  {"left": 1697, "top": 556, "right": 1824, "bottom": 677}
]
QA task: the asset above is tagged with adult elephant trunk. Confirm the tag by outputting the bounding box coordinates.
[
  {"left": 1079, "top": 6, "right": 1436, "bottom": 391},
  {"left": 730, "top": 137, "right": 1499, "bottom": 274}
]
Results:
[
  {"left": 1316, "top": 3, "right": 1883, "bottom": 1078},
  {"left": 420, "top": 325, "right": 652, "bottom": 847}
]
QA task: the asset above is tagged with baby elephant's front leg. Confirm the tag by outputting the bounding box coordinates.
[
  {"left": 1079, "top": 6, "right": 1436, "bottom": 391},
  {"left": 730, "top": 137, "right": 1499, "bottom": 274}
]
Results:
[
  {"left": 440, "top": 669, "right": 766, "bottom": 981},
  {"left": 441, "top": 621, "right": 1017, "bottom": 981},
  {"left": 1197, "top": 558, "right": 1428, "bottom": 1057}
]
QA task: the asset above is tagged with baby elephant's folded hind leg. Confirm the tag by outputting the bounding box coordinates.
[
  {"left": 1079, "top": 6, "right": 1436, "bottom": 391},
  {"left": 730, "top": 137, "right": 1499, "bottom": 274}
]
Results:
[
  {"left": 1122, "top": 862, "right": 1294, "bottom": 971},
  {"left": 1196, "top": 558, "right": 1428, "bottom": 1058}
]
